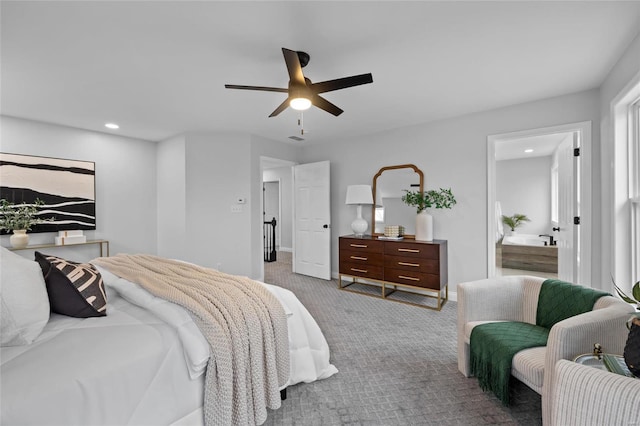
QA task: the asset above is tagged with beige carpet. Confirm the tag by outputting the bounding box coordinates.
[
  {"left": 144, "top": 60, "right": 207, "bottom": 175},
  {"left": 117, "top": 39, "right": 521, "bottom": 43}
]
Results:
[{"left": 263, "top": 252, "right": 541, "bottom": 425}]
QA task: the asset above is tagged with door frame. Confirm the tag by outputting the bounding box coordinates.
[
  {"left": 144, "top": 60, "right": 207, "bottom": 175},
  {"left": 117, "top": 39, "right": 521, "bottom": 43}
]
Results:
[
  {"left": 263, "top": 179, "right": 282, "bottom": 250},
  {"left": 487, "top": 121, "right": 592, "bottom": 284},
  {"left": 259, "top": 156, "right": 296, "bottom": 282}
]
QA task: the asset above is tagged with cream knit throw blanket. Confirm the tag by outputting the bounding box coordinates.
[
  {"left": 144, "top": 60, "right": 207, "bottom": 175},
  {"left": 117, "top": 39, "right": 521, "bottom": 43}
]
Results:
[{"left": 93, "top": 254, "right": 289, "bottom": 426}]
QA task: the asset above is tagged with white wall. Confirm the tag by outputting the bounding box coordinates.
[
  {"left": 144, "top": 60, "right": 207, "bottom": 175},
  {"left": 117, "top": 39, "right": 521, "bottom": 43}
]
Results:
[
  {"left": 600, "top": 31, "right": 640, "bottom": 290},
  {"left": 263, "top": 166, "right": 293, "bottom": 251},
  {"left": 157, "top": 135, "right": 186, "bottom": 260},
  {"left": 496, "top": 155, "right": 552, "bottom": 236},
  {"left": 153, "top": 132, "right": 300, "bottom": 280},
  {"left": 249, "top": 135, "right": 300, "bottom": 280},
  {"left": 183, "top": 132, "right": 252, "bottom": 275},
  {"left": 301, "top": 89, "right": 600, "bottom": 291},
  {"left": 0, "top": 84, "right": 605, "bottom": 291},
  {"left": 0, "top": 116, "right": 157, "bottom": 261},
  {"left": 0, "top": 117, "right": 300, "bottom": 281}
]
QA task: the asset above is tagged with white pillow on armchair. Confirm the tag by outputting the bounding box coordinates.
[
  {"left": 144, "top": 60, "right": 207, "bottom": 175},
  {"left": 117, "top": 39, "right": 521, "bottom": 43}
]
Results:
[{"left": 0, "top": 246, "right": 50, "bottom": 346}]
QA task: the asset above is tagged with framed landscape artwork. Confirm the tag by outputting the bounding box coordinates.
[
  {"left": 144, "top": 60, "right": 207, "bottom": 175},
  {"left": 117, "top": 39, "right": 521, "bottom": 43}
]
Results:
[{"left": 0, "top": 153, "right": 96, "bottom": 234}]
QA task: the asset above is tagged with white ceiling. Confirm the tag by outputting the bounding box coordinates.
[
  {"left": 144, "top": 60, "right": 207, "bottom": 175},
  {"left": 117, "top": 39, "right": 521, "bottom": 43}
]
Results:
[
  {"left": 2, "top": 1, "right": 640, "bottom": 145},
  {"left": 495, "top": 132, "right": 570, "bottom": 161}
]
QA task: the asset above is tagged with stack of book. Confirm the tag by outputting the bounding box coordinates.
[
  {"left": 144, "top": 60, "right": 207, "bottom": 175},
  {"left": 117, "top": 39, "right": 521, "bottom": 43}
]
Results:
[
  {"left": 55, "top": 230, "right": 87, "bottom": 246},
  {"left": 384, "top": 225, "right": 404, "bottom": 237},
  {"left": 379, "top": 225, "right": 405, "bottom": 240}
]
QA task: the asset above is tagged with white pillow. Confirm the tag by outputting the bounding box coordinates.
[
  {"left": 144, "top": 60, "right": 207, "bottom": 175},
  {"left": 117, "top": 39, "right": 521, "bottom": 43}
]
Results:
[{"left": 1, "top": 246, "right": 50, "bottom": 346}]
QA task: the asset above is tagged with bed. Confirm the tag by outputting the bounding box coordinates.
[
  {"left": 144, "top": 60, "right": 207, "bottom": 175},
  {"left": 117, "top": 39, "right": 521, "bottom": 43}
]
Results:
[{"left": 0, "top": 247, "right": 338, "bottom": 425}]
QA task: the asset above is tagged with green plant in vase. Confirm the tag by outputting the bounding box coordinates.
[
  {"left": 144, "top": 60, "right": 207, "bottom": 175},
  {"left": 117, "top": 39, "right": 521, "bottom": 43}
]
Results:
[
  {"left": 501, "top": 213, "right": 530, "bottom": 233},
  {"left": 0, "top": 198, "right": 53, "bottom": 248},
  {"left": 401, "top": 188, "right": 457, "bottom": 213},
  {"left": 401, "top": 188, "right": 456, "bottom": 241},
  {"left": 613, "top": 279, "right": 640, "bottom": 378}
]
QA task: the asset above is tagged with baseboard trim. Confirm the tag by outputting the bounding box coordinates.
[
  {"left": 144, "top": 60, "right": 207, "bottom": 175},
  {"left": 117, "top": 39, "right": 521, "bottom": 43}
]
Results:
[{"left": 278, "top": 247, "right": 292, "bottom": 252}]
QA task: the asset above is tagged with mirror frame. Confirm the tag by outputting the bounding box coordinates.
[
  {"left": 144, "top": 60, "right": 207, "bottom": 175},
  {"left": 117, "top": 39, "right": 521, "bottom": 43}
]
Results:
[{"left": 371, "top": 164, "right": 424, "bottom": 239}]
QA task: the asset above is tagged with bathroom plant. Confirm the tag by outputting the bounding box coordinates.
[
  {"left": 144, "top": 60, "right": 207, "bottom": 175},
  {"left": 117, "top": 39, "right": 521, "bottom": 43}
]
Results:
[
  {"left": 501, "top": 213, "right": 530, "bottom": 233},
  {"left": 613, "top": 279, "right": 640, "bottom": 377},
  {"left": 0, "top": 198, "right": 51, "bottom": 248},
  {"left": 402, "top": 188, "right": 456, "bottom": 241}
]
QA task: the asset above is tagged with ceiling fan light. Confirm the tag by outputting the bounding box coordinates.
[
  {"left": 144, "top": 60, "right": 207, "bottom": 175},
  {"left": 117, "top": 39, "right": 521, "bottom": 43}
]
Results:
[{"left": 290, "top": 97, "right": 311, "bottom": 111}]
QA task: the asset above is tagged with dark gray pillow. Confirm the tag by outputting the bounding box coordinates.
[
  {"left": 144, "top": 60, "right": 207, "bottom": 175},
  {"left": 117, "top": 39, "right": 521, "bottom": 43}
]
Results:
[{"left": 35, "top": 252, "right": 107, "bottom": 318}]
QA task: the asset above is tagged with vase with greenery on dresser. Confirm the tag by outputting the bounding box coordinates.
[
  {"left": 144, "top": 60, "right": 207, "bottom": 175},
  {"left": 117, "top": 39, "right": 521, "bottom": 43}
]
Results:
[
  {"left": 614, "top": 280, "right": 640, "bottom": 378},
  {"left": 402, "top": 188, "right": 456, "bottom": 242}
]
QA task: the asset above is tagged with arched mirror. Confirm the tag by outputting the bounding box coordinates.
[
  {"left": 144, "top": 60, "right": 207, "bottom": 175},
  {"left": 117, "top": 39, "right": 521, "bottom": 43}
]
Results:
[{"left": 371, "top": 164, "right": 424, "bottom": 238}]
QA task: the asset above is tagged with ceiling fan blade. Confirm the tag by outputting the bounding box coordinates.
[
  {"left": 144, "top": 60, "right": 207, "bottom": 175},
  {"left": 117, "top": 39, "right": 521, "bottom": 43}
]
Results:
[
  {"left": 312, "top": 95, "right": 343, "bottom": 116},
  {"left": 225, "top": 84, "right": 288, "bottom": 93},
  {"left": 282, "top": 48, "right": 306, "bottom": 86},
  {"left": 269, "top": 98, "right": 291, "bottom": 117},
  {"left": 310, "top": 73, "right": 373, "bottom": 94}
]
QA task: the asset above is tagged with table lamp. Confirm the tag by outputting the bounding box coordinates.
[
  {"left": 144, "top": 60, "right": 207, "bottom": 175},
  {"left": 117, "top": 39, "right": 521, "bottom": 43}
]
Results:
[{"left": 345, "top": 185, "right": 374, "bottom": 236}]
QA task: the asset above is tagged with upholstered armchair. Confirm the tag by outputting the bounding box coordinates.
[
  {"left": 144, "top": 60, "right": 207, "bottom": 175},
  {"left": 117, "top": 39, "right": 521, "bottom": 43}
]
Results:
[
  {"left": 550, "top": 359, "right": 640, "bottom": 426},
  {"left": 457, "top": 275, "right": 633, "bottom": 425}
]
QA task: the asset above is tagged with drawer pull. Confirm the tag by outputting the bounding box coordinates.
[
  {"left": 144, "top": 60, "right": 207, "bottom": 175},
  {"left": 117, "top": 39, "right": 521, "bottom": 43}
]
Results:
[
  {"left": 398, "top": 248, "right": 420, "bottom": 253},
  {"left": 351, "top": 268, "right": 368, "bottom": 273},
  {"left": 398, "top": 275, "right": 420, "bottom": 281},
  {"left": 350, "top": 244, "right": 368, "bottom": 248},
  {"left": 398, "top": 262, "right": 420, "bottom": 267},
  {"left": 350, "top": 256, "right": 368, "bottom": 261}
]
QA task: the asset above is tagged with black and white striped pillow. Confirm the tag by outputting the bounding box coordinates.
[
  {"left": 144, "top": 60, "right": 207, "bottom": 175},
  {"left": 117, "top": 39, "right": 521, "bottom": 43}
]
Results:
[{"left": 35, "top": 252, "right": 107, "bottom": 318}]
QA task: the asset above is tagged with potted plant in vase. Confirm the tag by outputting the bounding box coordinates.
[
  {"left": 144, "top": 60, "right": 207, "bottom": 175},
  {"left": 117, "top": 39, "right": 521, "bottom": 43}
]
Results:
[
  {"left": 0, "top": 199, "right": 52, "bottom": 249},
  {"left": 501, "top": 213, "right": 530, "bottom": 235},
  {"left": 613, "top": 280, "right": 640, "bottom": 378},
  {"left": 402, "top": 188, "right": 456, "bottom": 241}
]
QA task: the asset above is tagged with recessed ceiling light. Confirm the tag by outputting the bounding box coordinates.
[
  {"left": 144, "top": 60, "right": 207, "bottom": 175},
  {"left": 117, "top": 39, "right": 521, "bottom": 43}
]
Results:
[
  {"left": 105, "top": 123, "right": 119, "bottom": 129},
  {"left": 524, "top": 148, "right": 534, "bottom": 153}
]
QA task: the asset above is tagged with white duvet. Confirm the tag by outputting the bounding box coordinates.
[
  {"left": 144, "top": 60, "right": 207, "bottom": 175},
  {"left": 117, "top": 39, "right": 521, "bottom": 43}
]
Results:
[{"left": 0, "top": 267, "right": 337, "bottom": 426}]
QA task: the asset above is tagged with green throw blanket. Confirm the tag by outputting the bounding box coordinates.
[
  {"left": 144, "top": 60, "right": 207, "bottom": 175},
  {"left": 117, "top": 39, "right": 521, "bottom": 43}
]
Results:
[{"left": 469, "top": 279, "right": 609, "bottom": 405}]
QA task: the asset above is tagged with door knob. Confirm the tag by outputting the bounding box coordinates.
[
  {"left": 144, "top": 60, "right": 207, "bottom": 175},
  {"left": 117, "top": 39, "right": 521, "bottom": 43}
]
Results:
[
  {"left": 323, "top": 224, "right": 329, "bottom": 229},
  {"left": 553, "top": 227, "right": 560, "bottom": 232}
]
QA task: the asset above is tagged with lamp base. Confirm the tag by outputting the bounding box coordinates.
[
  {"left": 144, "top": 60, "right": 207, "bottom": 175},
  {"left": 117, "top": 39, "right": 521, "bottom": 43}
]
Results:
[{"left": 351, "top": 217, "right": 368, "bottom": 237}]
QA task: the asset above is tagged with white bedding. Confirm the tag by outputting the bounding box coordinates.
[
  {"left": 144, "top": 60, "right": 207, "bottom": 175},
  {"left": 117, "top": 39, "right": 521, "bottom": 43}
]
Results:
[{"left": 0, "top": 267, "right": 337, "bottom": 425}]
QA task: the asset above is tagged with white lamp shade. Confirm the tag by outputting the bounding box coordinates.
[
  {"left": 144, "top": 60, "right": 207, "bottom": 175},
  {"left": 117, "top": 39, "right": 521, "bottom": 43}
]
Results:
[{"left": 345, "top": 185, "right": 373, "bottom": 205}]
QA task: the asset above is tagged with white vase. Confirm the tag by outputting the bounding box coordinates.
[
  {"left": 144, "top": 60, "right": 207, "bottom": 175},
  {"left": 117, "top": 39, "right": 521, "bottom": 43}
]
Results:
[
  {"left": 415, "top": 210, "right": 433, "bottom": 241},
  {"left": 10, "top": 229, "right": 29, "bottom": 249}
]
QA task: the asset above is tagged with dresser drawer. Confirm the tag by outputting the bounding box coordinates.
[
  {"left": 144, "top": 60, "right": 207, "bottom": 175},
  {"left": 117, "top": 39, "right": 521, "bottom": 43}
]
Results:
[
  {"left": 340, "top": 261, "right": 384, "bottom": 280},
  {"left": 384, "top": 268, "right": 442, "bottom": 290},
  {"left": 384, "top": 242, "right": 439, "bottom": 259},
  {"left": 339, "top": 238, "right": 384, "bottom": 254},
  {"left": 340, "top": 251, "right": 384, "bottom": 266},
  {"left": 384, "top": 255, "right": 439, "bottom": 273}
]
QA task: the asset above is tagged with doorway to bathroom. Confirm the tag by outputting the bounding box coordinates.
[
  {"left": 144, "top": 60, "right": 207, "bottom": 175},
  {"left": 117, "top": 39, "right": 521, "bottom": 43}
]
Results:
[{"left": 487, "top": 122, "right": 592, "bottom": 285}]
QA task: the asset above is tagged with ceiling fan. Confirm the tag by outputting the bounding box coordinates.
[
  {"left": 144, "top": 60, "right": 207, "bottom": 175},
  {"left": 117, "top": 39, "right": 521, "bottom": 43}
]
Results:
[{"left": 225, "top": 47, "right": 373, "bottom": 117}]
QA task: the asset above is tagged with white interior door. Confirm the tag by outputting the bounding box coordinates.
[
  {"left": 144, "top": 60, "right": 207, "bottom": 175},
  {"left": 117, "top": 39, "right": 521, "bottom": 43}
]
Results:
[
  {"left": 293, "top": 161, "right": 331, "bottom": 280},
  {"left": 556, "top": 133, "right": 579, "bottom": 282}
]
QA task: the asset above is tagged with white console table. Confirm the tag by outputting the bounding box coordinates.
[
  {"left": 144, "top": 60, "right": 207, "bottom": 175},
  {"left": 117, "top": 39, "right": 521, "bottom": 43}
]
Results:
[{"left": 8, "top": 239, "right": 110, "bottom": 257}]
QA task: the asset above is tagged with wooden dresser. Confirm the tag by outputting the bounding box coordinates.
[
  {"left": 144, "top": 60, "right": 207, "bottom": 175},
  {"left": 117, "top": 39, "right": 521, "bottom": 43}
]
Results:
[{"left": 338, "top": 235, "right": 448, "bottom": 310}]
